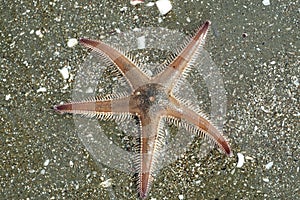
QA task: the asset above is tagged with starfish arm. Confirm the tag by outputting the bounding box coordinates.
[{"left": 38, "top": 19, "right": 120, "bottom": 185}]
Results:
[
  {"left": 167, "top": 97, "right": 232, "bottom": 156},
  {"left": 136, "top": 116, "right": 165, "bottom": 199},
  {"left": 53, "top": 96, "right": 134, "bottom": 120},
  {"left": 80, "top": 38, "right": 149, "bottom": 90},
  {"left": 154, "top": 21, "right": 211, "bottom": 89}
]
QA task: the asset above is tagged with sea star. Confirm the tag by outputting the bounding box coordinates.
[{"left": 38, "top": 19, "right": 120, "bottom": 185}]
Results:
[{"left": 54, "top": 21, "right": 232, "bottom": 199}]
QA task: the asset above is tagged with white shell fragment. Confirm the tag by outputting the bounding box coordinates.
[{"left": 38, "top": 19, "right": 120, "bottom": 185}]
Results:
[
  {"left": 35, "top": 29, "right": 43, "bottom": 38},
  {"left": 37, "top": 87, "right": 47, "bottom": 93},
  {"left": 156, "top": 0, "right": 172, "bottom": 15},
  {"left": 265, "top": 161, "right": 273, "bottom": 170},
  {"left": 263, "top": 177, "right": 270, "bottom": 182},
  {"left": 69, "top": 160, "right": 74, "bottom": 167},
  {"left": 5, "top": 94, "right": 11, "bottom": 101},
  {"left": 236, "top": 153, "right": 245, "bottom": 168},
  {"left": 262, "top": 0, "right": 270, "bottom": 6},
  {"left": 43, "top": 159, "right": 50, "bottom": 166},
  {"left": 146, "top": 2, "right": 155, "bottom": 7},
  {"left": 58, "top": 66, "right": 70, "bottom": 80},
  {"left": 67, "top": 38, "right": 78, "bottom": 48},
  {"left": 40, "top": 169, "right": 45, "bottom": 175},
  {"left": 100, "top": 178, "right": 112, "bottom": 188},
  {"left": 130, "top": 0, "right": 144, "bottom": 6}
]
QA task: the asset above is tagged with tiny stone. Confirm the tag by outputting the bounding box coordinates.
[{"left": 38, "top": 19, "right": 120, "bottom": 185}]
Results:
[
  {"left": 120, "top": 6, "right": 127, "bottom": 12},
  {"left": 263, "top": 177, "right": 270, "bottom": 182},
  {"left": 69, "top": 160, "right": 74, "bottom": 167},
  {"left": 37, "top": 87, "right": 47, "bottom": 93},
  {"left": 35, "top": 29, "right": 43, "bottom": 38},
  {"left": 67, "top": 38, "right": 78, "bottom": 48},
  {"left": 178, "top": 194, "right": 184, "bottom": 200},
  {"left": 40, "top": 169, "right": 45, "bottom": 175},
  {"left": 265, "top": 161, "right": 273, "bottom": 170},
  {"left": 5, "top": 94, "right": 11, "bottom": 101},
  {"left": 43, "top": 159, "right": 50, "bottom": 166}
]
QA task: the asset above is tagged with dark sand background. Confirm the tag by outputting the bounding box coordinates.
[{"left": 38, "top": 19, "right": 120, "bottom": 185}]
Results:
[{"left": 1, "top": 0, "right": 299, "bottom": 199}]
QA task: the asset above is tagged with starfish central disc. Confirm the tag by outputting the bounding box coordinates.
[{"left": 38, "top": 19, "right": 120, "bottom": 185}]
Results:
[{"left": 130, "top": 83, "right": 168, "bottom": 117}]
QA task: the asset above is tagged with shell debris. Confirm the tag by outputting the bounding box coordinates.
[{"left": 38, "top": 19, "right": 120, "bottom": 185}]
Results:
[
  {"left": 156, "top": 0, "right": 172, "bottom": 15},
  {"left": 265, "top": 161, "right": 273, "bottom": 170},
  {"left": 236, "top": 153, "right": 245, "bottom": 168},
  {"left": 262, "top": 0, "right": 270, "bottom": 6},
  {"left": 130, "top": 0, "right": 144, "bottom": 5},
  {"left": 58, "top": 66, "right": 70, "bottom": 80},
  {"left": 100, "top": 178, "right": 113, "bottom": 188},
  {"left": 37, "top": 87, "right": 47, "bottom": 93}
]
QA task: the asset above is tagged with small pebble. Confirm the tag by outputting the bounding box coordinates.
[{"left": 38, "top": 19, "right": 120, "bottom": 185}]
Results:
[
  {"left": 5, "top": 94, "right": 11, "bottom": 101},
  {"left": 69, "top": 160, "right": 74, "bottom": 167},
  {"left": 115, "top": 28, "right": 121, "bottom": 33},
  {"left": 263, "top": 177, "right": 270, "bottom": 182},
  {"left": 265, "top": 161, "right": 273, "bottom": 170},
  {"left": 35, "top": 29, "right": 43, "bottom": 38},
  {"left": 120, "top": 6, "right": 127, "bottom": 12},
  {"left": 178, "top": 194, "right": 184, "bottom": 200},
  {"left": 40, "top": 169, "right": 45, "bottom": 175},
  {"left": 43, "top": 159, "right": 50, "bottom": 166},
  {"left": 67, "top": 38, "right": 78, "bottom": 48},
  {"left": 37, "top": 87, "right": 47, "bottom": 93}
]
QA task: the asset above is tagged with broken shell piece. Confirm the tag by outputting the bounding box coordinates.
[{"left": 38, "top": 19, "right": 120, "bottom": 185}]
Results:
[
  {"left": 100, "top": 178, "right": 112, "bottom": 188},
  {"left": 146, "top": 2, "right": 155, "bottom": 7},
  {"left": 156, "top": 0, "right": 172, "bottom": 15},
  {"left": 130, "top": 0, "right": 144, "bottom": 5},
  {"left": 37, "top": 87, "right": 47, "bottom": 93},
  {"left": 236, "top": 153, "right": 245, "bottom": 168},
  {"left": 58, "top": 66, "right": 70, "bottom": 80},
  {"left": 265, "top": 161, "right": 273, "bottom": 170}
]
